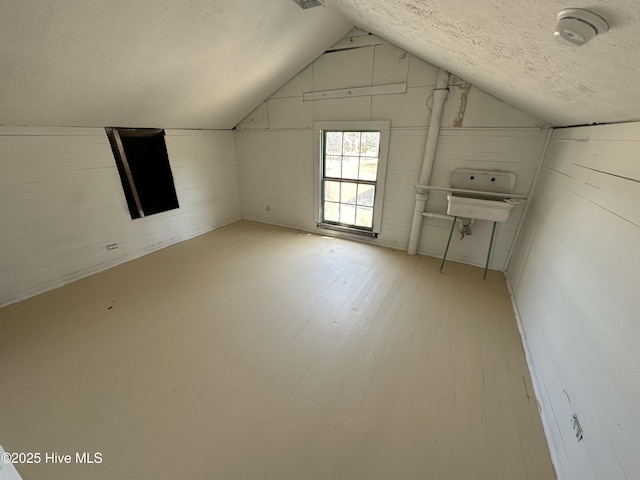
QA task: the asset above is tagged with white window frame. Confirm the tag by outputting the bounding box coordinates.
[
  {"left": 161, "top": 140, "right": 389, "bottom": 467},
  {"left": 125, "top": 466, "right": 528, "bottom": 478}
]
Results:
[{"left": 313, "top": 121, "right": 391, "bottom": 236}]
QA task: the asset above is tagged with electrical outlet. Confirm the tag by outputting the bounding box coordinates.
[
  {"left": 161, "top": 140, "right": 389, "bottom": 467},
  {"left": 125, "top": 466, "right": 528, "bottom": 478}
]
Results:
[
  {"left": 106, "top": 243, "right": 118, "bottom": 251},
  {"left": 266, "top": 205, "right": 271, "bottom": 212},
  {"left": 571, "top": 413, "right": 583, "bottom": 441}
]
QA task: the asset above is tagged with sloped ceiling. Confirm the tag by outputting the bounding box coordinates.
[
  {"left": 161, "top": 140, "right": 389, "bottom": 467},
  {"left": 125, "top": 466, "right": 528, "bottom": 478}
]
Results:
[
  {"left": 0, "top": 0, "right": 350, "bottom": 129},
  {"left": 2, "top": 1, "right": 639, "bottom": 129},
  {"left": 335, "top": 0, "right": 640, "bottom": 126}
]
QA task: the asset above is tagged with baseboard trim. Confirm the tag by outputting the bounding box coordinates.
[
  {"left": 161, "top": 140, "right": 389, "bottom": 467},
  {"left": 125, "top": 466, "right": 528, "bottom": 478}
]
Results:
[
  {"left": 0, "top": 217, "right": 241, "bottom": 308},
  {"left": 505, "top": 272, "right": 563, "bottom": 480}
]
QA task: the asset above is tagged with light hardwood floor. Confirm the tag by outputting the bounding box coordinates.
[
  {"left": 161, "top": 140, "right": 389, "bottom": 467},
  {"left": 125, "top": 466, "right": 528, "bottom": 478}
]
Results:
[{"left": 0, "top": 220, "right": 555, "bottom": 479}]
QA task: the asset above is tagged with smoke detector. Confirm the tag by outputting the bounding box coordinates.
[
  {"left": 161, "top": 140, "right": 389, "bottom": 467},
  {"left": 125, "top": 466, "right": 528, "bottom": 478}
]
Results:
[{"left": 554, "top": 8, "right": 609, "bottom": 46}]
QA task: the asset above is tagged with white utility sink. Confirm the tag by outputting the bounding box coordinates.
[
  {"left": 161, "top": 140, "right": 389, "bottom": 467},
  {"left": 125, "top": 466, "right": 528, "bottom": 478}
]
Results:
[
  {"left": 446, "top": 169, "right": 519, "bottom": 222},
  {"left": 447, "top": 193, "right": 518, "bottom": 222}
]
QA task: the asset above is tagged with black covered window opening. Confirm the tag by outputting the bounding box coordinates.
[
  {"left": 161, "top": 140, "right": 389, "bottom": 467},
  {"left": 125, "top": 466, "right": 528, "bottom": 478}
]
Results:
[{"left": 106, "top": 128, "right": 179, "bottom": 219}]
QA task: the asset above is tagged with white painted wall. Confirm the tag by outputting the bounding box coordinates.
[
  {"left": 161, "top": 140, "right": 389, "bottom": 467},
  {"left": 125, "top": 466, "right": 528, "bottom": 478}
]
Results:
[
  {"left": 234, "top": 30, "right": 548, "bottom": 269},
  {"left": 0, "top": 127, "right": 241, "bottom": 306},
  {"left": 507, "top": 123, "right": 640, "bottom": 480}
]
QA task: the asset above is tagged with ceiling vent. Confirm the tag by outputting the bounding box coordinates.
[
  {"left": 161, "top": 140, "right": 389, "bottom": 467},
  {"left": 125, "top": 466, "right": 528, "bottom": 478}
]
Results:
[
  {"left": 291, "top": 0, "right": 324, "bottom": 9},
  {"left": 554, "top": 8, "right": 609, "bottom": 46}
]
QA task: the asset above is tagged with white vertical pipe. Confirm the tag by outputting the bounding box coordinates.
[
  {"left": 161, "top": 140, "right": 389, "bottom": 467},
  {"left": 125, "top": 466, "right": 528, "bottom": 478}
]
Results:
[{"left": 407, "top": 68, "right": 450, "bottom": 255}]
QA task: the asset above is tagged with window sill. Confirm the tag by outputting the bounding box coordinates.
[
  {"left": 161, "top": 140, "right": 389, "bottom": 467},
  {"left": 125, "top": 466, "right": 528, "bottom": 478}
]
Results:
[{"left": 316, "top": 223, "right": 378, "bottom": 238}]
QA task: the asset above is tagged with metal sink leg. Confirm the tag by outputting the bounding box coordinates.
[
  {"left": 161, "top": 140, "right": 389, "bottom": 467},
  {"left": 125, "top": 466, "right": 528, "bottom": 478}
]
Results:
[
  {"left": 483, "top": 221, "right": 498, "bottom": 282},
  {"left": 440, "top": 216, "right": 457, "bottom": 272}
]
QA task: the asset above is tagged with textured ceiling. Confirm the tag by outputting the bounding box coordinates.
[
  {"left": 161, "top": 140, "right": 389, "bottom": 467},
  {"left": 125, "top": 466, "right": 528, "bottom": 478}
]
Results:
[
  {"left": 0, "top": 0, "right": 350, "bottom": 129},
  {"left": 1, "top": 1, "right": 639, "bottom": 129},
  {"left": 334, "top": 0, "right": 640, "bottom": 126}
]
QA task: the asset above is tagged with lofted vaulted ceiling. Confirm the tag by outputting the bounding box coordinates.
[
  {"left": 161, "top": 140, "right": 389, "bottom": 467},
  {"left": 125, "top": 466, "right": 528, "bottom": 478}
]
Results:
[
  {"left": 0, "top": 1, "right": 350, "bottom": 129},
  {"left": 1, "top": 0, "right": 639, "bottom": 129},
  {"left": 335, "top": 0, "right": 640, "bottom": 127}
]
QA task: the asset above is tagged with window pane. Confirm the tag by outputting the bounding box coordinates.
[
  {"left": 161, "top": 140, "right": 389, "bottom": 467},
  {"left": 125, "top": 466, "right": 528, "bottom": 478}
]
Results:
[
  {"left": 356, "top": 184, "right": 375, "bottom": 207},
  {"left": 324, "top": 201, "right": 339, "bottom": 222},
  {"left": 341, "top": 182, "right": 358, "bottom": 205},
  {"left": 325, "top": 155, "right": 341, "bottom": 177},
  {"left": 324, "top": 181, "right": 340, "bottom": 202},
  {"left": 342, "top": 156, "right": 359, "bottom": 179},
  {"left": 325, "top": 132, "right": 343, "bottom": 155},
  {"left": 359, "top": 157, "right": 378, "bottom": 181},
  {"left": 355, "top": 206, "right": 373, "bottom": 227},
  {"left": 343, "top": 132, "right": 361, "bottom": 156},
  {"left": 361, "top": 132, "right": 380, "bottom": 157},
  {"left": 340, "top": 204, "right": 356, "bottom": 225},
  {"left": 320, "top": 129, "right": 383, "bottom": 231}
]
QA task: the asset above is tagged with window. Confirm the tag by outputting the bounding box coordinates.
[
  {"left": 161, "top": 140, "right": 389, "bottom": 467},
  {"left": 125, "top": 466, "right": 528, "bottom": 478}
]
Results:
[
  {"left": 315, "top": 121, "right": 390, "bottom": 236},
  {"left": 106, "top": 128, "right": 179, "bottom": 219}
]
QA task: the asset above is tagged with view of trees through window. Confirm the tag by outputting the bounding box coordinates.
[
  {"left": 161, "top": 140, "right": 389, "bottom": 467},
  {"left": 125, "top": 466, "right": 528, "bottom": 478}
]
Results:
[{"left": 322, "top": 131, "right": 381, "bottom": 229}]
